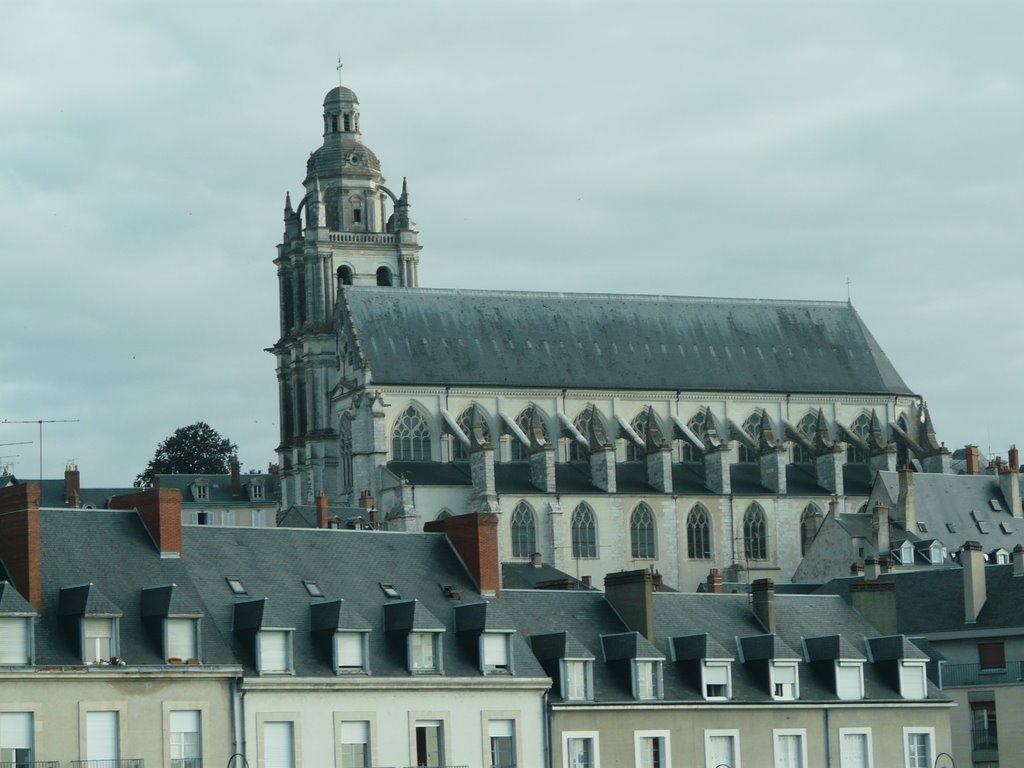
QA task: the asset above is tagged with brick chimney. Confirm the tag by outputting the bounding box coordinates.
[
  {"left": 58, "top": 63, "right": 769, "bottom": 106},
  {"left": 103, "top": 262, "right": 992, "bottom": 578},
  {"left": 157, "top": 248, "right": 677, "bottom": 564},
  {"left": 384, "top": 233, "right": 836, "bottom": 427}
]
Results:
[
  {"left": 605, "top": 569, "right": 655, "bottom": 642},
  {"left": 315, "top": 490, "right": 329, "bottom": 529},
  {"left": 1010, "top": 445, "right": 1020, "bottom": 473},
  {"left": 706, "top": 567, "right": 723, "bottom": 593},
  {"left": 1014, "top": 544, "right": 1024, "bottom": 577},
  {"left": 110, "top": 488, "right": 183, "bottom": 559},
  {"left": 962, "top": 540, "right": 986, "bottom": 623},
  {"left": 581, "top": 575, "right": 592, "bottom": 588},
  {"left": 965, "top": 444, "right": 980, "bottom": 476},
  {"left": 864, "top": 557, "right": 880, "bottom": 580},
  {"left": 425, "top": 512, "right": 501, "bottom": 597},
  {"left": 0, "top": 482, "right": 42, "bottom": 610},
  {"left": 751, "top": 578, "right": 776, "bottom": 633},
  {"left": 850, "top": 580, "right": 897, "bottom": 635},
  {"left": 529, "top": 552, "right": 543, "bottom": 568},
  {"left": 64, "top": 464, "right": 81, "bottom": 507},
  {"left": 850, "top": 562, "right": 864, "bottom": 576},
  {"left": 879, "top": 555, "right": 894, "bottom": 575},
  {"left": 358, "top": 489, "right": 379, "bottom": 529},
  {"left": 230, "top": 455, "right": 241, "bottom": 497}
]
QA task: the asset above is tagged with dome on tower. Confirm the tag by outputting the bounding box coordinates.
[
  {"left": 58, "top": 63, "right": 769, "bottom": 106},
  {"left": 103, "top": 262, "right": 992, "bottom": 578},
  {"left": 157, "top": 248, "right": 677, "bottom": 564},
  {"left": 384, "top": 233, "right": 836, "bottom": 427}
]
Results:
[{"left": 324, "top": 86, "right": 359, "bottom": 105}]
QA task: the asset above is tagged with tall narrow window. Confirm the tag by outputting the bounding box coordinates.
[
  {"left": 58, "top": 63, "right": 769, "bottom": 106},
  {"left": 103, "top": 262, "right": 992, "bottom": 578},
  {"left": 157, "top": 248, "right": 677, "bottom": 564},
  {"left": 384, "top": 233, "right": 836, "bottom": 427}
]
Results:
[
  {"left": 83, "top": 617, "right": 115, "bottom": 664},
  {"left": 415, "top": 722, "right": 443, "bottom": 767},
  {"left": 683, "top": 410, "right": 709, "bottom": 462},
  {"left": 166, "top": 618, "right": 198, "bottom": 661},
  {"left": 568, "top": 410, "right": 592, "bottom": 462},
  {"left": 86, "top": 711, "right": 119, "bottom": 763},
  {"left": 343, "top": 113, "right": 351, "bottom": 131},
  {"left": 392, "top": 406, "right": 431, "bottom": 461},
  {"left": 626, "top": 410, "right": 650, "bottom": 461},
  {"left": 792, "top": 412, "right": 817, "bottom": 464},
  {"left": 773, "top": 730, "right": 806, "bottom": 768},
  {"left": 489, "top": 719, "right": 516, "bottom": 768},
  {"left": 571, "top": 504, "right": 598, "bottom": 559},
  {"left": 971, "top": 701, "right": 997, "bottom": 751},
  {"left": 337, "top": 265, "right": 354, "bottom": 287},
  {"left": 339, "top": 418, "right": 353, "bottom": 492},
  {"left": 566, "top": 736, "right": 595, "bottom": 768},
  {"left": 169, "top": 710, "right": 201, "bottom": 768},
  {"left": 510, "top": 502, "right": 537, "bottom": 558},
  {"left": 452, "top": 408, "right": 490, "bottom": 461},
  {"left": 564, "top": 660, "right": 590, "bottom": 700},
  {"left": 263, "top": 721, "right": 295, "bottom": 768},
  {"left": 687, "top": 505, "right": 712, "bottom": 559},
  {"left": 635, "top": 732, "right": 667, "bottom": 768},
  {"left": 903, "top": 729, "right": 933, "bottom": 768},
  {"left": 744, "top": 504, "right": 768, "bottom": 560},
  {"left": 511, "top": 405, "right": 543, "bottom": 461},
  {"left": 846, "top": 413, "right": 871, "bottom": 463},
  {"left": 376, "top": 266, "right": 392, "bottom": 286},
  {"left": 704, "top": 731, "right": 737, "bottom": 768},
  {"left": 0, "top": 712, "right": 33, "bottom": 766},
  {"left": 0, "top": 618, "right": 30, "bottom": 664},
  {"left": 839, "top": 729, "right": 871, "bottom": 768},
  {"left": 738, "top": 410, "right": 764, "bottom": 462},
  {"left": 630, "top": 503, "right": 656, "bottom": 559},
  {"left": 800, "top": 504, "right": 821, "bottom": 556},
  {"left": 410, "top": 632, "right": 438, "bottom": 672},
  {"left": 258, "top": 630, "right": 292, "bottom": 674},
  {"left": 340, "top": 721, "right": 371, "bottom": 768}
]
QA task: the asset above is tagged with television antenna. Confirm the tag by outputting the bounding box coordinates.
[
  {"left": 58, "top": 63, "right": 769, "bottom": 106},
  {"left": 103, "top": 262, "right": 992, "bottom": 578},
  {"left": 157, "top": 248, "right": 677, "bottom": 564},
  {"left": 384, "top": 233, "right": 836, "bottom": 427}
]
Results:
[{"left": 2, "top": 419, "right": 80, "bottom": 481}]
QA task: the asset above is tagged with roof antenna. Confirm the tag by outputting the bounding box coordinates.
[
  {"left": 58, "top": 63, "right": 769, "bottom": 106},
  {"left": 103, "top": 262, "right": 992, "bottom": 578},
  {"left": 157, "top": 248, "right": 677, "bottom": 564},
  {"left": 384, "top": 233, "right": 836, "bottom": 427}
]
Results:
[
  {"left": 845, "top": 277, "right": 852, "bottom": 303},
  {"left": 2, "top": 418, "right": 80, "bottom": 482},
  {"left": 336, "top": 57, "right": 344, "bottom": 88}
]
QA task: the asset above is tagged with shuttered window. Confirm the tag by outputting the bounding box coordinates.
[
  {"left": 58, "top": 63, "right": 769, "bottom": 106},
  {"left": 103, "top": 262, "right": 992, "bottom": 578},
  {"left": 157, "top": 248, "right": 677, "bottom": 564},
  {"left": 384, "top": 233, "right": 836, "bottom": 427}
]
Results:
[
  {"left": 703, "top": 663, "right": 729, "bottom": 698},
  {"left": 489, "top": 720, "right": 515, "bottom": 768},
  {"left": 170, "top": 710, "right": 201, "bottom": 768},
  {"left": 86, "top": 711, "right": 119, "bottom": 761},
  {"left": 336, "top": 633, "right": 365, "bottom": 670},
  {"left": 0, "top": 712, "right": 33, "bottom": 765},
  {"left": 167, "top": 618, "right": 198, "bottom": 661},
  {"left": 772, "top": 663, "right": 798, "bottom": 699},
  {"left": 836, "top": 662, "right": 863, "bottom": 700},
  {"left": 0, "top": 618, "right": 29, "bottom": 664},
  {"left": 839, "top": 731, "right": 870, "bottom": 768},
  {"left": 259, "top": 631, "right": 291, "bottom": 673},
  {"left": 263, "top": 721, "right": 295, "bottom": 768},
  {"left": 83, "top": 618, "right": 115, "bottom": 664},
  {"left": 900, "top": 663, "right": 926, "bottom": 699},
  {"left": 483, "top": 633, "right": 509, "bottom": 670},
  {"left": 705, "top": 733, "right": 736, "bottom": 768},
  {"left": 339, "top": 721, "right": 370, "bottom": 768}
]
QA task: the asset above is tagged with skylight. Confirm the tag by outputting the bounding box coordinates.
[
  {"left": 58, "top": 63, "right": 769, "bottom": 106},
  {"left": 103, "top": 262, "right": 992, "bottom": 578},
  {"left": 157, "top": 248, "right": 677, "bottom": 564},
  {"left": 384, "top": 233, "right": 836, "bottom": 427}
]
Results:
[
  {"left": 226, "top": 577, "right": 246, "bottom": 595},
  {"left": 990, "top": 499, "right": 1004, "bottom": 512},
  {"left": 303, "top": 580, "right": 324, "bottom": 598},
  {"left": 379, "top": 582, "right": 400, "bottom": 599}
]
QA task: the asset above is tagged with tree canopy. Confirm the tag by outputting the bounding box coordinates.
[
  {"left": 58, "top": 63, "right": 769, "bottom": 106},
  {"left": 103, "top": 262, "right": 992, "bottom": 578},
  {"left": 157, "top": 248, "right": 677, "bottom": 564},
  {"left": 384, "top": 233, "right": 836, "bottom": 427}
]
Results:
[{"left": 135, "top": 421, "right": 239, "bottom": 487}]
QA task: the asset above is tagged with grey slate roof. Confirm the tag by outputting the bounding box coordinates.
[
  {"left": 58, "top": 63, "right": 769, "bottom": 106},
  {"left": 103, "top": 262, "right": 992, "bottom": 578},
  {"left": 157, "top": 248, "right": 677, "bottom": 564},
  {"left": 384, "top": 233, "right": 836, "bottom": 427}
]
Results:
[
  {"left": 155, "top": 473, "right": 279, "bottom": 505},
  {"left": 0, "top": 581, "right": 36, "bottom": 615},
  {"left": 501, "top": 562, "right": 594, "bottom": 591},
  {"left": 343, "top": 287, "right": 914, "bottom": 395},
  {"left": 601, "top": 631, "right": 664, "bottom": 661}
]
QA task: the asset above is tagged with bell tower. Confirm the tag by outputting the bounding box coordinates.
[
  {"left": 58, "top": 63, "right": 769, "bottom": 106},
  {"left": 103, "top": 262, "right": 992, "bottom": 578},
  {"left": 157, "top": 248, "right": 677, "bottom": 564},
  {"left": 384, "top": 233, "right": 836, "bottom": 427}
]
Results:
[{"left": 272, "top": 85, "right": 422, "bottom": 508}]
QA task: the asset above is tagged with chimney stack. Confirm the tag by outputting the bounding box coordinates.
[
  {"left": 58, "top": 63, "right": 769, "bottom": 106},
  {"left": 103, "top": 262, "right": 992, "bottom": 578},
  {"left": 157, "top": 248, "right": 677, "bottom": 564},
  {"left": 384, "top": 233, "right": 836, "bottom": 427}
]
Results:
[
  {"left": 230, "top": 455, "right": 241, "bottom": 497},
  {"left": 965, "top": 445, "right": 980, "bottom": 476},
  {"left": 315, "top": 490, "right": 329, "bottom": 529},
  {"left": 850, "top": 562, "right": 864, "bottom": 576},
  {"left": 850, "top": 580, "right": 897, "bottom": 635},
  {"left": 872, "top": 502, "right": 890, "bottom": 555},
  {"left": 64, "top": 465, "right": 81, "bottom": 508},
  {"left": 896, "top": 467, "right": 915, "bottom": 534},
  {"left": 706, "top": 568, "right": 724, "bottom": 594},
  {"left": 0, "top": 481, "right": 42, "bottom": 610},
  {"left": 1010, "top": 445, "right": 1020, "bottom": 473},
  {"left": 864, "top": 557, "right": 880, "bottom": 580},
  {"left": 605, "top": 569, "right": 655, "bottom": 642},
  {"left": 581, "top": 575, "right": 592, "bottom": 588},
  {"left": 962, "top": 541, "right": 987, "bottom": 623},
  {"left": 425, "top": 512, "right": 501, "bottom": 597},
  {"left": 1014, "top": 544, "right": 1024, "bottom": 577},
  {"left": 110, "top": 487, "right": 183, "bottom": 559},
  {"left": 359, "top": 489, "right": 379, "bottom": 529},
  {"left": 879, "top": 555, "right": 894, "bottom": 575},
  {"left": 529, "top": 552, "right": 542, "bottom": 568},
  {"left": 751, "top": 578, "right": 776, "bottom": 634},
  {"left": 999, "top": 461, "right": 1022, "bottom": 518}
]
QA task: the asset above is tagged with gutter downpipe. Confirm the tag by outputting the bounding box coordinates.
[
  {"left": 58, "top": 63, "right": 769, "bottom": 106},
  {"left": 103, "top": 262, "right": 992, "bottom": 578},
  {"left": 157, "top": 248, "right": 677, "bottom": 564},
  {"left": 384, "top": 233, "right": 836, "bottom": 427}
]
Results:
[
  {"left": 543, "top": 690, "right": 552, "bottom": 768},
  {"left": 823, "top": 706, "right": 832, "bottom": 767}
]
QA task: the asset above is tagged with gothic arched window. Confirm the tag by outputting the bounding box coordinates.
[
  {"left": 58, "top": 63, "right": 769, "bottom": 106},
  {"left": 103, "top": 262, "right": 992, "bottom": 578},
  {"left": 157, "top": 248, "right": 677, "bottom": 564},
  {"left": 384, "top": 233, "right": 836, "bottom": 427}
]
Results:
[
  {"left": 792, "top": 412, "right": 817, "bottom": 465},
  {"left": 687, "top": 504, "right": 712, "bottom": 560},
  {"left": 571, "top": 503, "right": 598, "bottom": 559},
  {"left": 630, "top": 503, "right": 656, "bottom": 559},
  {"left": 626, "top": 410, "right": 650, "bottom": 462},
  {"left": 510, "top": 406, "right": 542, "bottom": 462},
  {"left": 568, "top": 409, "right": 592, "bottom": 462},
  {"left": 800, "top": 503, "right": 822, "bottom": 556},
  {"left": 681, "top": 411, "right": 708, "bottom": 462},
  {"left": 743, "top": 504, "right": 768, "bottom": 561},
  {"left": 738, "top": 411, "right": 763, "bottom": 463},
  {"left": 392, "top": 406, "right": 431, "bottom": 461},
  {"left": 847, "top": 413, "right": 872, "bottom": 463},
  {"left": 452, "top": 407, "right": 490, "bottom": 462},
  {"left": 339, "top": 418, "right": 353, "bottom": 493},
  {"left": 510, "top": 501, "right": 537, "bottom": 558}
]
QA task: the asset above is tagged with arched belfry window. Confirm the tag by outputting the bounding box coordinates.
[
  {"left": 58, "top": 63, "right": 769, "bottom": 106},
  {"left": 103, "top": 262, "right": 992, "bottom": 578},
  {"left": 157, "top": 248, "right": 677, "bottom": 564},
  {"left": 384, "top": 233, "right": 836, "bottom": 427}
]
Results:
[
  {"left": 568, "top": 410, "right": 592, "bottom": 462},
  {"left": 337, "top": 265, "right": 353, "bottom": 287},
  {"left": 743, "top": 504, "right": 768, "bottom": 561},
  {"left": 376, "top": 266, "right": 393, "bottom": 287},
  {"left": 626, "top": 410, "right": 650, "bottom": 462},
  {"left": 792, "top": 412, "right": 817, "bottom": 464},
  {"left": 687, "top": 504, "right": 712, "bottom": 559},
  {"left": 738, "top": 411, "right": 764, "bottom": 463},
  {"left": 847, "top": 413, "right": 872, "bottom": 463},
  {"left": 571, "top": 503, "right": 598, "bottom": 559},
  {"left": 800, "top": 503, "right": 822, "bottom": 556},
  {"left": 392, "top": 406, "right": 431, "bottom": 461},
  {"left": 510, "top": 502, "right": 537, "bottom": 558},
  {"left": 630, "top": 503, "right": 656, "bottom": 559},
  {"left": 343, "top": 113, "right": 351, "bottom": 131},
  {"left": 452, "top": 408, "right": 490, "bottom": 462}
]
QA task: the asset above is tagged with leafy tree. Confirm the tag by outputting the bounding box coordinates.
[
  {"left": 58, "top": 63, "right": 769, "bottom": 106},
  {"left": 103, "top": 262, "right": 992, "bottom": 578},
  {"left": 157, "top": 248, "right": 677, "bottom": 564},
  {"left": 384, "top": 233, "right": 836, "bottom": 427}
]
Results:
[{"left": 135, "top": 422, "right": 239, "bottom": 487}]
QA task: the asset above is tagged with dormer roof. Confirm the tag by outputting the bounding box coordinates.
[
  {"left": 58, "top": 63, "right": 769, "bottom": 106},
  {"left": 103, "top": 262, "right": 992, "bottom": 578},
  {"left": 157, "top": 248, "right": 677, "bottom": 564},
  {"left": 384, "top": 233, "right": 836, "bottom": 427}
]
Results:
[
  {"left": 58, "top": 583, "right": 121, "bottom": 617},
  {"left": 383, "top": 599, "right": 445, "bottom": 633},
  {"left": 601, "top": 631, "right": 664, "bottom": 662},
  {"left": 309, "top": 599, "right": 371, "bottom": 633},
  {"left": 0, "top": 581, "right": 36, "bottom": 616},
  {"left": 737, "top": 633, "right": 801, "bottom": 663}
]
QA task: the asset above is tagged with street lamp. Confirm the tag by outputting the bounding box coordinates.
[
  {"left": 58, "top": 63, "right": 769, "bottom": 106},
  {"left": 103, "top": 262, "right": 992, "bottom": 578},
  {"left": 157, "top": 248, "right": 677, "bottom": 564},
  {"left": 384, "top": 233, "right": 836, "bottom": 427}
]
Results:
[
  {"left": 934, "top": 753, "right": 955, "bottom": 768},
  {"left": 227, "top": 753, "right": 251, "bottom": 768}
]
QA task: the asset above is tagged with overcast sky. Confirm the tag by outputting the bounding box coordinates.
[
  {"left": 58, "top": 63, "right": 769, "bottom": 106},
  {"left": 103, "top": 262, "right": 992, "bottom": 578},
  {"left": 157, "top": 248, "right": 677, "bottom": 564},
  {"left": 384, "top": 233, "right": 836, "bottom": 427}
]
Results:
[{"left": 2, "top": 1, "right": 1022, "bottom": 487}]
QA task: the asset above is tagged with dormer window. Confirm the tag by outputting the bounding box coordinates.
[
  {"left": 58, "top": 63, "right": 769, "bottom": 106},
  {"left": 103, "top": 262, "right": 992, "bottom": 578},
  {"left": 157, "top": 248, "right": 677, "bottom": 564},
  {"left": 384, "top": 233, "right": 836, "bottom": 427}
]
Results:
[
  {"left": 995, "top": 550, "right": 1011, "bottom": 565},
  {"left": 166, "top": 618, "right": 199, "bottom": 662},
  {"left": 771, "top": 662, "right": 799, "bottom": 700},
  {"left": 899, "top": 661, "right": 927, "bottom": 699},
  {"left": 703, "top": 661, "right": 731, "bottom": 700},
  {"left": 0, "top": 617, "right": 32, "bottom": 664},
  {"left": 835, "top": 661, "right": 864, "bottom": 700},
  {"left": 895, "top": 541, "right": 914, "bottom": 565},
  {"left": 83, "top": 618, "right": 117, "bottom": 664},
  {"left": 563, "top": 659, "right": 592, "bottom": 701},
  {"left": 257, "top": 629, "right": 293, "bottom": 674},
  {"left": 410, "top": 631, "right": 440, "bottom": 673},
  {"left": 335, "top": 631, "right": 368, "bottom": 674},
  {"left": 250, "top": 480, "right": 265, "bottom": 501},
  {"left": 928, "top": 543, "right": 945, "bottom": 565},
  {"left": 193, "top": 479, "right": 209, "bottom": 501},
  {"left": 635, "top": 660, "right": 662, "bottom": 700},
  {"left": 482, "top": 632, "right": 512, "bottom": 673}
]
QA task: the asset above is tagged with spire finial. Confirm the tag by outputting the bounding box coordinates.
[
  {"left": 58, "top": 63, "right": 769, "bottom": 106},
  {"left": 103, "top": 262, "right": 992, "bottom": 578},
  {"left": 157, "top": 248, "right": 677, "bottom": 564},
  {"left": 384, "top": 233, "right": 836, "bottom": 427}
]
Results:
[
  {"left": 284, "top": 191, "right": 293, "bottom": 213},
  {"left": 336, "top": 57, "right": 343, "bottom": 88}
]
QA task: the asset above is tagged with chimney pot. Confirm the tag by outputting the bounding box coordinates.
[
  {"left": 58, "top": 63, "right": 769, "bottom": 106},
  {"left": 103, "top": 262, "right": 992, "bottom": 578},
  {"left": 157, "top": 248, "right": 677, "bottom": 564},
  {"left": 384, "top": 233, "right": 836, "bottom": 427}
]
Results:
[
  {"left": 706, "top": 567, "right": 724, "bottom": 594},
  {"left": 864, "top": 557, "right": 880, "bottom": 580},
  {"left": 751, "top": 578, "right": 776, "bottom": 634},
  {"left": 529, "top": 552, "right": 542, "bottom": 568},
  {"left": 315, "top": 490, "right": 330, "bottom": 529},
  {"left": 878, "top": 555, "right": 894, "bottom": 575},
  {"left": 1010, "top": 445, "right": 1020, "bottom": 473},
  {"left": 581, "top": 575, "right": 592, "bottom": 588},
  {"left": 230, "top": 455, "right": 241, "bottom": 497},
  {"left": 965, "top": 444, "right": 980, "bottom": 476}
]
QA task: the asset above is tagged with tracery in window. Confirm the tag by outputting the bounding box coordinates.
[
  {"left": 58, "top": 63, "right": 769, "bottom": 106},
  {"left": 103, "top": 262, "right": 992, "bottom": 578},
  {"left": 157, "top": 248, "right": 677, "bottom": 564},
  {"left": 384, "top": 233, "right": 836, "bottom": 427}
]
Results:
[
  {"left": 568, "top": 409, "right": 592, "bottom": 462},
  {"left": 626, "top": 409, "right": 650, "bottom": 462},
  {"left": 681, "top": 410, "right": 709, "bottom": 462},
  {"left": 738, "top": 410, "right": 764, "bottom": 463},
  {"left": 510, "top": 501, "right": 537, "bottom": 558},
  {"left": 452, "top": 407, "right": 491, "bottom": 461},
  {"left": 800, "top": 503, "right": 822, "bottom": 556},
  {"left": 630, "top": 503, "right": 656, "bottom": 559},
  {"left": 847, "top": 412, "right": 872, "bottom": 463},
  {"left": 743, "top": 504, "right": 768, "bottom": 560},
  {"left": 687, "top": 504, "right": 712, "bottom": 559},
  {"left": 511, "top": 405, "right": 547, "bottom": 462},
  {"left": 571, "top": 503, "right": 598, "bottom": 559},
  {"left": 392, "top": 406, "right": 431, "bottom": 461},
  {"left": 792, "top": 412, "right": 818, "bottom": 464}
]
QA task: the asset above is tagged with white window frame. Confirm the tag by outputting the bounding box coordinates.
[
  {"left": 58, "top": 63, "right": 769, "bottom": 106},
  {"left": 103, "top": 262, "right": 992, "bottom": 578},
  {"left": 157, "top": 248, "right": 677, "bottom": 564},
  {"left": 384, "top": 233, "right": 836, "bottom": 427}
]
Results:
[
  {"left": 0, "top": 711, "right": 34, "bottom": 765},
  {"left": 335, "top": 631, "right": 368, "bottom": 674},
  {"left": 257, "top": 629, "right": 293, "bottom": 675},
  {"left": 338, "top": 719, "right": 371, "bottom": 768},
  {"left": 221, "top": 509, "right": 235, "bottom": 527},
  {"left": 165, "top": 618, "right": 199, "bottom": 662},
  {"left": 634, "top": 729, "right": 671, "bottom": 768},
  {"left": 252, "top": 508, "right": 267, "bottom": 527},
  {"left": 902, "top": 727, "right": 934, "bottom": 768},
  {"left": 771, "top": 661, "right": 799, "bottom": 700},
  {"left": 634, "top": 660, "right": 661, "bottom": 700},
  {"left": 0, "top": 617, "right": 32, "bottom": 665},
  {"left": 704, "top": 729, "right": 740, "bottom": 768},
  {"left": 168, "top": 709, "right": 202, "bottom": 768},
  {"left": 835, "top": 661, "right": 864, "bottom": 700},
  {"left": 487, "top": 718, "right": 517, "bottom": 768},
  {"left": 772, "top": 728, "right": 807, "bottom": 768},
  {"left": 899, "top": 662, "right": 927, "bottom": 699},
  {"left": 838, "top": 728, "right": 873, "bottom": 768},
  {"left": 563, "top": 659, "right": 592, "bottom": 701},
  {"left": 562, "top": 730, "right": 600, "bottom": 768},
  {"left": 481, "top": 631, "right": 512, "bottom": 673},
  {"left": 702, "top": 661, "right": 731, "bottom": 700},
  {"left": 82, "top": 617, "right": 117, "bottom": 664},
  {"left": 409, "top": 631, "right": 440, "bottom": 673}
]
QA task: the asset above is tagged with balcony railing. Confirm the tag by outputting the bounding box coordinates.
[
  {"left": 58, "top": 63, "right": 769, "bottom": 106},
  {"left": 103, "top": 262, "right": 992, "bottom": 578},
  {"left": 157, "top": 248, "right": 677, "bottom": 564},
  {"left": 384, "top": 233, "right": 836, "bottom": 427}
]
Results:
[
  {"left": 68, "top": 760, "right": 144, "bottom": 768},
  {"left": 972, "top": 726, "right": 998, "bottom": 751},
  {"left": 326, "top": 232, "right": 398, "bottom": 245},
  {"left": 0, "top": 763, "right": 60, "bottom": 768},
  {"left": 170, "top": 760, "right": 202, "bottom": 768},
  {"left": 942, "top": 660, "right": 1024, "bottom": 686}
]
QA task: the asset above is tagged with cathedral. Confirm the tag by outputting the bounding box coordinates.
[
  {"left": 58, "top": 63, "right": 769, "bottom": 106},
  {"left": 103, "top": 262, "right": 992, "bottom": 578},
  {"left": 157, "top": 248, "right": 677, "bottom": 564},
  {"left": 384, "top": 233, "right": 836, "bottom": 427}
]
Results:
[{"left": 271, "top": 85, "right": 951, "bottom": 589}]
